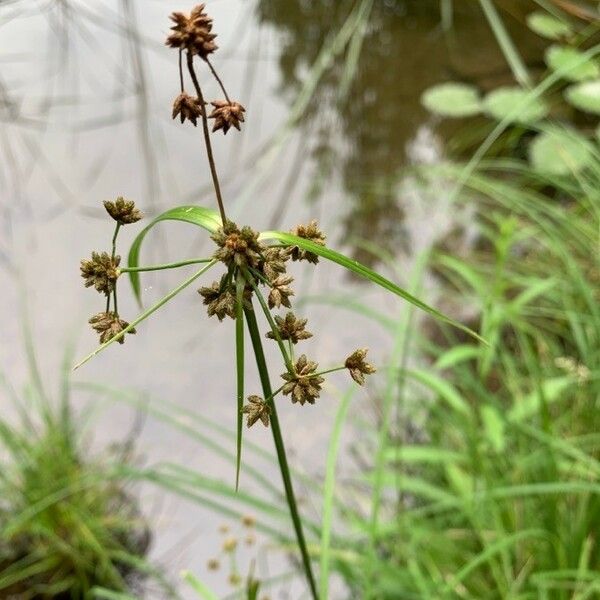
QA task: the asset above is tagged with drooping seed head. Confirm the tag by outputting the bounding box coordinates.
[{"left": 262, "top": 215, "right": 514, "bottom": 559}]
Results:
[
  {"left": 172, "top": 92, "right": 204, "bottom": 126},
  {"left": 268, "top": 274, "right": 294, "bottom": 309},
  {"left": 88, "top": 312, "right": 136, "bottom": 345},
  {"left": 209, "top": 100, "right": 246, "bottom": 134},
  {"left": 242, "top": 395, "right": 271, "bottom": 428}
]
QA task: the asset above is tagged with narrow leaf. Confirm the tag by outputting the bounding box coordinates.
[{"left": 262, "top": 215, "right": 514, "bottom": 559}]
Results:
[
  {"left": 235, "top": 274, "right": 245, "bottom": 491},
  {"left": 127, "top": 206, "right": 221, "bottom": 303},
  {"left": 73, "top": 261, "right": 217, "bottom": 370},
  {"left": 261, "top": 231, "right": 485, "bottom": 343}
]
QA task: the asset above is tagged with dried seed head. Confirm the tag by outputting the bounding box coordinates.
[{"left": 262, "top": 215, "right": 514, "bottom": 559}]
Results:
[
  {"left": 166, "top": 5, "right": 218, "bottom": 58},
  {"left": 103, "top": 197, "right": 142, "bottom": 225},
  {"left": 211, "top": 221, "right": 264, "bottom": 269},
  {"left": 199, "top": 276, "right": 235, "bottom": 321},
  {"left": 242, "top": 395, "right": 271, "bottom": 428},
  {"left": 228, "top": 573, "right": 241, "bottom": 586},
  {"left": 281, "top": 354, "right": 324, "bottom": 405},
  {"left": 89, "top": 312, "right": 136, "bottom": 345},
  {"left": 209, "top": 100, "right": 245, "bottom": 134},
  {"left": 266, "top": 312, "right": 312, "bottom": 344},
  {"left": 172, "top": 92, "right": 203, "bottom": 126},
  {"left": 207, "top": 559, "right": 220, "bottom": 571},
  {"left": 345, "top": 348, "right": 376, "bottom": 385},
  {"left": 80, "top": 252, "right": 120, "bottom": 295},
  {"left": 260, "top": 246, "right": 290, "bottom": 281},
  {"left": 290, "top": 220, "right": 326, "bottom": 264},
  {"left": 268, "top": 274, "right": 294, "bottom": 309}
]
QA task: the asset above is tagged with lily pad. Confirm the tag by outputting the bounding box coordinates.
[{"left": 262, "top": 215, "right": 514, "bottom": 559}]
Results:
[
  {"left": 529, "top": 127, "right": 594, "bottom": 175},
  {"left": 565, "top": 79, "right": 600, "bottom": 115},
  {"left": 545, "top": 45, "right": 600, "bottom": 82},
  {"left": 421, "top": 83, "right": 482, "bottom": 118},
  {"left": 483, "top": 87, "right": 548, "bottom": 125},
  {"left": 526, "top": 11, "right": 573, "bottom": 40}
]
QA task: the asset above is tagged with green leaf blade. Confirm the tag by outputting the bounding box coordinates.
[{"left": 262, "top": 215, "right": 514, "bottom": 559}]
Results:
[
  {"left": 127, "top": 206, "right": 221, "bottom": 304},
  {"left": 235, "top": 275, "right": 245, "bottom": 492},
  {"left": 261, "top": 231, "right": 485, "bottom": 343}
]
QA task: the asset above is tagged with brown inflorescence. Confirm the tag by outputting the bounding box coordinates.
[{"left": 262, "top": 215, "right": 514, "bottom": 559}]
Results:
[
  {"left": 80, "top": 252, "right": 121, "bottom": 295},
  {"left": 166, "top": 4, "right": 218, "bottom": 58},
  {"left": 281, "top": 355, "right": 324, "bottom": 405},
  {"left": 290, "top": 220, "right": 326, "bottom": 264},
  {"left": 209, "top": 100, "right": 246, "bottom": 134},
  {"left": 172, "top": 92, "right": 203, "bottom": 126},
  {"left": 266, "top": 312, "right": 312, "bottom": 344},
  {"left": 103, "top": 197, "right": 142, "bottom": 225},
  {"left": 344, "top": 348, "right": 376, "bottom": 385},
  {"left": 88, "top": 312, "right": 136, "bottom": 345}
]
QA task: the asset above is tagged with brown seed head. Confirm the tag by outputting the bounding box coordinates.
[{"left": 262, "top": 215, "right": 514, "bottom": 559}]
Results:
[
  {"left": 80, "top": 252, "right": 120, "bottom": 295},
  {"left": 207, "top": 558, "right": 220, "bottom": 571},
  {"left": 172, "top": 92, "right": 203, "bottom": 126},
  {"left": 290, "top": 220, "right": 326, "bottom": 263},
  {"left": 345, "top": 348, "right": 376, "bottom": 385},
  {"left": 281, "top": 354, "right": 324, "bottom": 405},
  {"left": 103, "top": 197, "right": 142, "bottom": 225},
  {"left": 260, "top": 246, "right": 290, "bottom": 281},
  {"left": 211, "top": 221, "right": 264, "bottom": 269},
  {"left": 209, "top": 100, "right": 245, "bottom": 134},
  {"left": 166, "top": 5, "right": 218, "bottom": 58},
  {"left": 268, "top": 274, "right": 294, "bottom": 309},
  {"left": 199, "top": 276, "right": 235, "bottom": 321},
  {"left": 222, "top": 537, "right": 237, "bottom": 553},
  {"left": 242, "top": 396, "right": 271, "bottom": 428},
  {"left": 266, "top": 312, "right": 312, "bottom": 344},
  {"left": 88, "top": 312, "right": 136, "bottom": 345}
]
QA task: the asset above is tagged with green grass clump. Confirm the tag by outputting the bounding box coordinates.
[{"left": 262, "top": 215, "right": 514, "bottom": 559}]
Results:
[{"left": 0, "top": 362, "right": 151, "bottom": 598}]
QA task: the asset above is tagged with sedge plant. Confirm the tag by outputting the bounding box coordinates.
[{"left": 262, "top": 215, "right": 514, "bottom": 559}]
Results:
[{"left": 74, "top": 4, "right": 481, "bottom": 597}]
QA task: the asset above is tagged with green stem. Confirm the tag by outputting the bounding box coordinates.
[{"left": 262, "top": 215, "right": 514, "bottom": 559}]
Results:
[
  {"left": 244, "top": 305, "right": 319, "bottom": 600},
  {"left": 243, "top": 268, "right": 294, "bottom": 374},
  {"left": 235, "top": 273, "right": 245, "bottom": 491},
  {"left": 74, "top": 260, "right": 218, "bottom": 370},
  {"left": 120, "top": 258, "right": 212, "bottom": 273},
  {"left": 312, "top": 366, "right": 346, "bottom": 378}
]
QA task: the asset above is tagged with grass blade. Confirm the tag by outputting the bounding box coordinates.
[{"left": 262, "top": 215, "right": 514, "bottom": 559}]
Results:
[
  {"left": 181, "top": 571, "right": 219, "bottom": 600},
  {"left": 73, "top": 261, "right": 217, "bottom": 370},
  {"left": 127, "top": 206, "right": 220, "bottom": 303},
  {"left": 235, "top": 274, "right": 245, "bottom": 491},
  {"left": 319, "top": 390, "right": 353, "bottom": 599},
  {"left": 244, "top": 305, "right": 319, "bottom": 600},
  {"left": 261, "top": 231, "right": 485, "bottom": 343}
]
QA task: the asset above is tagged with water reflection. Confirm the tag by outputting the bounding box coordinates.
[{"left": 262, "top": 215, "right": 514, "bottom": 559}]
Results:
[{"left": 257, "top": 0, "right": 546, "bottom": 264}]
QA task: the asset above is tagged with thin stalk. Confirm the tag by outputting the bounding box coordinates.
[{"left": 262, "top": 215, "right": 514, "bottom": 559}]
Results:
[
  {"left": 244, "top": 269, "right": 294, "bottom": 374},
  {"left": 244, "top": 305, "right": 319, "bottom": 600},
  {"left": 74, "top": 261, "right": 217, "bottom": 370},
  {"left": 178, "top": 49, "right": 184, "bottom": 93},
  {"left": 204, "top": 57, "right": 231, "bottom": 103},
  {"left": 312, "top": 366, "right": 346, "bottom": 378},
  {"left": 120, "top": 258, "right": 212, "bottom": 273},
  {"left": 186, "top": 51, "right": 227, "bottom": 224},
  {"left": 234, "top": 273, "right": 245, "bottom": 491},
  {"left": 110, "top": 222, "right": 121, "bottom": 314}
]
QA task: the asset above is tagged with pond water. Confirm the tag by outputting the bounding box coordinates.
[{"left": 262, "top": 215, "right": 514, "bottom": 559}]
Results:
[{"left": 0, "top": 1, "right": 546, "bottom": 597}]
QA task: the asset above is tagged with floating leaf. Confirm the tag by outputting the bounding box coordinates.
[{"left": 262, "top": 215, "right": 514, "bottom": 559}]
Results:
[
  {"left": 529, "top": 127, "right": 594, "bottom": 175},
  {"left": 565, "top": 79, "right": 600, "bottom": 115},
  {"left": 545, "top": 45, "right": 600, "bottom": 82},
  {"left": 483, "top": 87, "right": 548, "bottom": 124},
  {"left": 526, "top": 11, "right": 573, "bottom": 40},
  {"left": 421, "top": 83, "right": 482, "bottom": 118}
]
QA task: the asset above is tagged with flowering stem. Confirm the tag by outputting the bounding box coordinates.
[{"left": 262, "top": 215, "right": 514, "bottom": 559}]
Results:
[
  {"left": 120, "top": 258, "right": 212, "bottom": 273},
  {"left": 244, "top": 305, "right": 319, "bottom": 600},
  {"left": 178, "top": 49, "right": 184, "bottom": 92},
  {"left": 186, "top": 51, "right": 227, "bottom": 225},
  {"left": 312, "top": 366, "right": 346, "bottom": 378},
  {"left": 110, "top": 222, "right": 121, "bottom": 315},
  {"left": 243, "top": 268, "right": 294, "bottom": 374},
  {"left": 204, "top": 57, "right": 231, "bottom": 103}
]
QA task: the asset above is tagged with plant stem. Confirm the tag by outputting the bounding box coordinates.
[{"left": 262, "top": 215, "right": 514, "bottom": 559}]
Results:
[
  {"left": 178, "top": 49, "right": 184, "bottom": 92},
  {"left": 244, "top": 305, "right": 319, "bottom": 600},
  {"left": 120, "top": 258, "right": 212, "bottom": 273},
  {"left": 244, "top": 270, "right": 294, "bottom": 374},
  {"left": 312, "top": 366, "right": 346, "bottom": 378},
  {"left": 204, "top": 57, "right": 231, "bottom": 103},
  {"left": 186, "top": 51, "right": 227, "bottom": 224}
]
